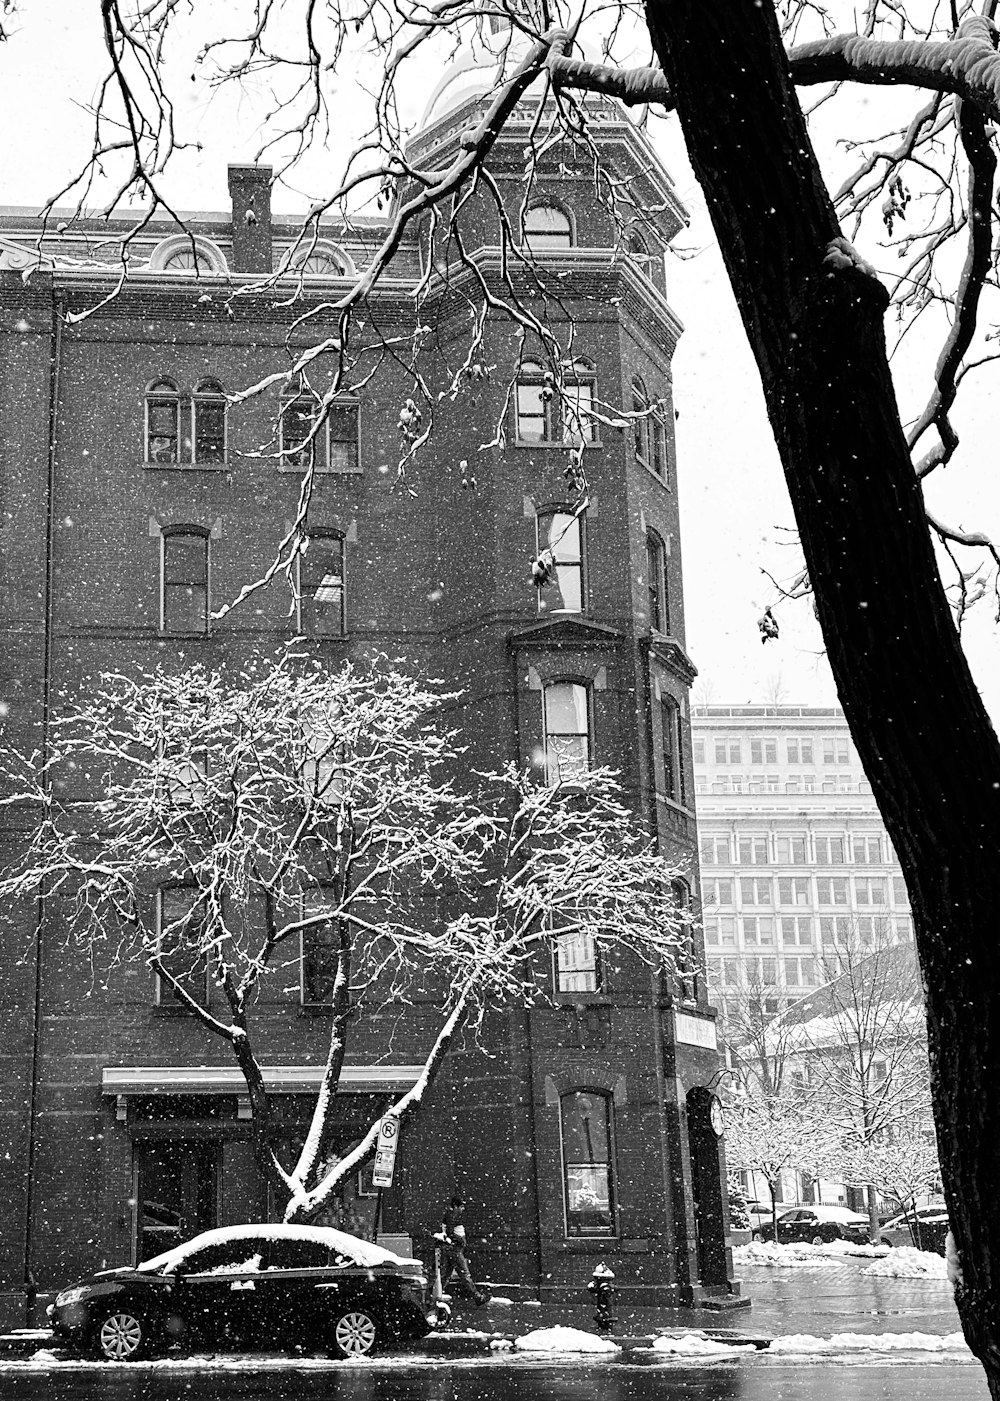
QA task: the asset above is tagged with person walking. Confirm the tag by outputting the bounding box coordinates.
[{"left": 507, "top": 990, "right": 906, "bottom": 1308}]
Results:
[{"left": 436, "top": 1195, "right": 487, "bottom": 1306}]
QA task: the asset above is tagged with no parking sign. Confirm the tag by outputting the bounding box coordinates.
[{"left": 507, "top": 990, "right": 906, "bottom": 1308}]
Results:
[{"left": 371, "top": 1114, "right": 399, "bottom": 1188}]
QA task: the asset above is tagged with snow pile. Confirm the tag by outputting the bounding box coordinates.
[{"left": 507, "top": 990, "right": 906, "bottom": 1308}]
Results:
[
  {"left": 863, "top": 1247, "right": 948, "bottom": 1280},
  {"left": 733, "top": 1242, "right": 840, "bottom": 1268},
  {"left": 768, "top": 1330, "right": 970, "bottom": 1356},
  {"left": 652, "top": 1334, "right": 755, "bottom": 1356},
  {"left": 514, "top": 1326, "right": 620, "bottom": 1353}
]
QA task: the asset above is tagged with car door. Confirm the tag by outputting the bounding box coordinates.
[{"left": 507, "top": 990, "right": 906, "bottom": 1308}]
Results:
[
  {"left": 256, "top": 1238, "right": 341, "bottom": 1346},
  {"left": 171, "top": 1236, "right": 268, "bottom": 1346},
  {"left": 777, "top": 1209, "right": 807, "bottom": 1243}
]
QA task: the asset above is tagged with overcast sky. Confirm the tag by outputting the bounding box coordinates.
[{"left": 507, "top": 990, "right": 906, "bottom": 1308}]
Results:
[{"left": 4, "top": 6, "right": 1000, "bottom": 716}]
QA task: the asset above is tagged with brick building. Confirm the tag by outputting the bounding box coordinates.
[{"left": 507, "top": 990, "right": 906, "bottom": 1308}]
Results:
[{"left": 0, "top": 70, "right": 734, "bottom": 1326}]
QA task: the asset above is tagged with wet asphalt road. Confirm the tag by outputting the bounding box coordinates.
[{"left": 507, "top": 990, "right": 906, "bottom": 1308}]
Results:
[{"left": 0, "top": 1359, "right": 988, "bottom": 1401}]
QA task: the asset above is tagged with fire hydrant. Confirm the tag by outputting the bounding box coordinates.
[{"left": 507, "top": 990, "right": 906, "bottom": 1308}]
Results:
[{"left": 588, "top": 1263, "right": 616, "bottom": 1332}]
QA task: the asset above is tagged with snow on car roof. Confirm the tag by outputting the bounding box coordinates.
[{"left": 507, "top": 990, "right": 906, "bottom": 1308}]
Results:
[{"left": 136, "top": 1223, "right": 414, "bottom": 1274}]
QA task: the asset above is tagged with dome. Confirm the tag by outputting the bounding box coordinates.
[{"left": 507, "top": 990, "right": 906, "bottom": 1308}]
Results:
[{"left": 419, "top": 18, "right": 601, "bottom": 131}]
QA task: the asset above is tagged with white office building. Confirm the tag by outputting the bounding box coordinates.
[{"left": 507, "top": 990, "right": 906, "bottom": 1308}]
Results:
[{"left": 692, "top": 706, "right": 914, "bottom": 1021}]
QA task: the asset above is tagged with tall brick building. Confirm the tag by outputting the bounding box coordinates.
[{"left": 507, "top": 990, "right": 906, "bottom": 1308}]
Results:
[{"left": 0, "top": 70, "right": 733, "bottom": 1325}]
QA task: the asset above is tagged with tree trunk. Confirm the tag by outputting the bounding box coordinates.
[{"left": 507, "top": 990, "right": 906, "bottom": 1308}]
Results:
[{"left": 648, "top": 0, "right": 1000, "bottom": 1387}]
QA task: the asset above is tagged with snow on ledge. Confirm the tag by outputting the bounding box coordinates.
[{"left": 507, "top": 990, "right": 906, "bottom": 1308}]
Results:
[{"left": 514, "top": 1327, "right": 620, "bottom": 1353}]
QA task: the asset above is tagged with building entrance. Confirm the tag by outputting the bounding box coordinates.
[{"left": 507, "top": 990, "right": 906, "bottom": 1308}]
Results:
[
  {"left": 134, "top": 1141, "right": 218, "bottom": 1262},
  {"left": 685, "top": 1087, "right": 728, "bottom": 1288}
]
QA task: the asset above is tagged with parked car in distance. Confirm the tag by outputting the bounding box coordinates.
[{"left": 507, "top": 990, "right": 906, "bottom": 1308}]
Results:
[
  {"left": 745, "top": 1200, "right": 784, "bottom": 1235},
  {"left": 760, "top": 1205, "right": 883, "bottom": 1246},
  {"left": 47, "top": 1223, "right": 441, "bottom": 1361},
  {"left": 881, "top": 1203, "right": 949, "bottom": 1252}
]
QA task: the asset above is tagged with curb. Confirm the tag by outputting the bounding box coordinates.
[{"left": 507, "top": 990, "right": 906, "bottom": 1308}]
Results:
[{"left": 0, "top": 1325, "right": 774, "bottom": 1361}]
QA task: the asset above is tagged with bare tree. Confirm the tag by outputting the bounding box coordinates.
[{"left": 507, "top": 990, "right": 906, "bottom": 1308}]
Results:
[
  {"left": 783, "top": 923, "right": 931, "bottom": 1239},
  {"left": 13, "top": 0, "right": 1000, "bottom": 1382},
  {"left": 723, "top": 967, "right": 824, "bottom": 1237},
  {"left": 0, "top": 651, "right": 687, "bottom": 1223}
]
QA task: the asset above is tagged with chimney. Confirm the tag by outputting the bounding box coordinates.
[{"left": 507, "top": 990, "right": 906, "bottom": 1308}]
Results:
[{"left": 228, "top": 164, "right": 273, "bottom": 273}]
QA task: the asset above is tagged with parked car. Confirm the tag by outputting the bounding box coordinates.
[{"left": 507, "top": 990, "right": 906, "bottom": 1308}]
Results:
[
  {"left": 760, "top": 1205, "right": 882, "bottom": 1246},
  {"left": 47, "top": 1223, "right": 441, "bottom": 1361},
  {"left": 746, "top": 1199, "right": 784, "bottom": 1235},
  {"left": 881, "top": 1204, "right": 949, "bottom": 1252}
]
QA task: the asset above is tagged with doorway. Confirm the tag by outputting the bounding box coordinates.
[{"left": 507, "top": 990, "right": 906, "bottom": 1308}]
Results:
[
  {"left": 685, "top": 1087, "right": 728, "bottom": 1287},
  {"left": 134, "top": 1141, "right": 218, "bottom": 1262}
]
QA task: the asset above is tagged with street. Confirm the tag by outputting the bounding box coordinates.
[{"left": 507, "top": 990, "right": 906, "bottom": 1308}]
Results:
[{"left": 0, "top": 1358, "right": 988, "bottom": 1401}]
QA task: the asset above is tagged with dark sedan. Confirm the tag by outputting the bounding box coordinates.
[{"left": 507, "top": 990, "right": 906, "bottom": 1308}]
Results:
[
  {"left": 768, "top": 1205, "right": 875, "bottom": 1245},
  {"left": 47, "top": 1223, "right": 440, "bottom": 1361}
]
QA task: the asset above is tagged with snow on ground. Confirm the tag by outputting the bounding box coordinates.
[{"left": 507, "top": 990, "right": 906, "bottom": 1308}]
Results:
[
  {"left": 768, "top": 1331, "right": 969, "bottom": 1356},
  {"left": 862, "top": 1247, "right": 948, "bottom": 1279},
  {"left": 734, "top": 1239, "right": 948, "bottom": 1277},
  {"left": 652, "top": 1334, "right": 756, "bottom": 1356},
  {"left": 513, "top": 1327, "right": 620, "bottom": 1353},
  {"left": 733, "top": 1242, "right": 841, "bottom": 1267}
]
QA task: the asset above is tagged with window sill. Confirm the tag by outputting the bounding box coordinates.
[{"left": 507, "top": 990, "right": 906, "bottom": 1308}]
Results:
[
  {"left": 276, "top": 464, "right": 363, "bottom": 476},
  {"left": 635, "top": 455, "right": 670, "bottom": 489},
  {"left": 552, "top": 993, "right": 612, "bottom": 1006},
  {"left": 143, "top": 461, "right": 229, "bottom": 472},
  {"left": 514, "top": 439, "right": 603, "bottom": 450},
  {"left": 657, "top": 793, "right": 694, "bottom": 818}
]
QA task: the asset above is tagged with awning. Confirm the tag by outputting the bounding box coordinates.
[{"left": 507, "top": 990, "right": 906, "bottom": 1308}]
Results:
[{"left": 102, "top": 1064, "right": 422, "bottom": 1097}]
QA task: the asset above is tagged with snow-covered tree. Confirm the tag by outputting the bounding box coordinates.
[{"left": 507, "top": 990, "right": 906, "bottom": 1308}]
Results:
[
  {"left": 723, "top": 1078, "right": 830, "bottom": 1241},
  {"left": 0, "top": 651, "right": 687, "bottom": 1222},
  {"left": 836, "top": 1120, "right": 941, "bottom": 1249}
]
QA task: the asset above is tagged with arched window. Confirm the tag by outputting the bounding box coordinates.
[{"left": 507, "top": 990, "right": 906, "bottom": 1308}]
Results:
[
  {"left": 671, "top": 877, "right": 699, "bottom": 1003},
  {"left": 150, "top": 236, "right": 228, "bottom": 274},
  {"left": 627, "top": 231, "right": 652, "bottom": 274},
  {"left": 536, "top": 509, "right": 585, "bottom": 616},
  {"left": 660, "top": 694, "right": 686, "bottom": 806},
  {"left": 542, "top": 681, "right": 591, "bottom": 786},
  {"left": 645, "top": 529, "right": 668, "bottom": 633},
  {"left": 155, "top": 885, "right": 209, "bottom": 1006},
  {"left": 162, "top": 247, "right": 215, "bottom": 272},
  {"left": 560, "top": 1091, "right": 616, "bottom": 1237},
  {"left": 632, "top": 376, "right": 650, "bottom": 464},
  {"left": 297, "top": 531, "right": 346, "bottom": 637},
  {"left": 553, "top": 922, "right": 601, "bottom": 995},
  {"left": 161, "top": 528, "right": 209, "bottom": 635},
  {"left": 516, "top": 362, "right": 596, "bottom": 444},
  {"left": 192, "top": 379, "right": 227, "bottom": 465},
  {"left": 280, "top": 388, "right": 320, "bottom": 468},
  {"left": 523, "top": 204, "right": 573, "bottom": 251},
  {"left": 146, "top": 379, "right": 180, "bottom": 464},
  {"left": 146, "top": 378, "right": 227, "bottom": 466}
]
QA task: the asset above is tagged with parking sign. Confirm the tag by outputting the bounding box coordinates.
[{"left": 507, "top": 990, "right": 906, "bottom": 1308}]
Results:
[{"left": 371, "top": 1114, "right": 399, "bottom": 1189}]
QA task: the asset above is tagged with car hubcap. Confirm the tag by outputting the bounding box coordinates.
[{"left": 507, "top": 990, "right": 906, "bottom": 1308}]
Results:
[
  {"left": 335, "top": 1312, "right": 376, "bottom": 1356},
  {"left": 100, "top": 1313, "right": 143, "bottom": 1360}
]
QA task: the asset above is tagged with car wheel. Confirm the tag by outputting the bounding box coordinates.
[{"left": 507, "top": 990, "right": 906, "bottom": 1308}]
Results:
[
  {"left": 811, "top": 1234, "right": 825, "bottom": 1246},
  {"left": 752, "top": 1231, "right": 763, "bottom": 1243},
  {"left": 96, "top": 1310, "right": 150, "bottom": 1362},
  {"left": 330, "top": 1309, "right": 380, "bottom": 1360}
]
